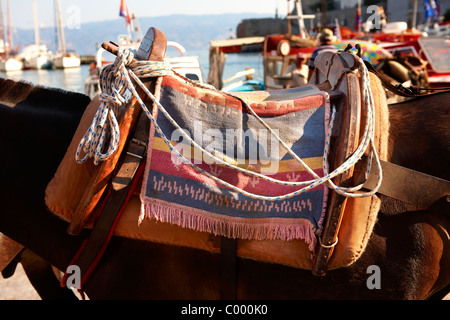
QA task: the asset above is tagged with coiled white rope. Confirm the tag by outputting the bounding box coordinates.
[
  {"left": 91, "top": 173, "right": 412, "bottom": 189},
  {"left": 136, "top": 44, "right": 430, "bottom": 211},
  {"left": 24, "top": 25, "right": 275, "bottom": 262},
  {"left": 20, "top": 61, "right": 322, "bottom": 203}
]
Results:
[
  {"left": 75, "top": 48, "right": 173, "bottom": 165},
  {"left": 76, "top": 47, "right": 382, "bottom": 200}
]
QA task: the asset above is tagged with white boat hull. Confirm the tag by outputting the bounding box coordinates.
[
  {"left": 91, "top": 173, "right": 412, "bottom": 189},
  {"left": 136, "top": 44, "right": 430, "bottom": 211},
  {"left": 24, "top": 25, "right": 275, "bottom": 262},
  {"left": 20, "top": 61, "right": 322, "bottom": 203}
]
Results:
[
  {"left": 0, "top": 58, "right": 23, "bottom": 72},
  {"left": 54, "top": 55, "right": 80, "bottom": 69},
  {"left": 29, "top": 55, "right": 52, "bottom": 69},
  {"left": 84, "top": 75, "right": 100, "bottom": 99}
]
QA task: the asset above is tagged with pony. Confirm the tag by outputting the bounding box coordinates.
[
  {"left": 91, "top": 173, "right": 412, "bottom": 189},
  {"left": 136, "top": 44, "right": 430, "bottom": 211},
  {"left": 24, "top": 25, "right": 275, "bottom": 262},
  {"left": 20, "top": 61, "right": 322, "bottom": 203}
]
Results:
[{"left": 0, "top": 77, "right": 449, "bottom": 300}]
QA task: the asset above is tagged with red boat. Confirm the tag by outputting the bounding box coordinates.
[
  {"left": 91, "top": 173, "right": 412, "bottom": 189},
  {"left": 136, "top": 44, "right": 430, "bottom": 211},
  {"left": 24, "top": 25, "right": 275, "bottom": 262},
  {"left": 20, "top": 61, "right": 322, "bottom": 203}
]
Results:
[
  {"left": 378, "top": 36, "right": 450, "bottom": 89},
  {"left": 209, "top": 0, "right": 450, "bottom": 92}
]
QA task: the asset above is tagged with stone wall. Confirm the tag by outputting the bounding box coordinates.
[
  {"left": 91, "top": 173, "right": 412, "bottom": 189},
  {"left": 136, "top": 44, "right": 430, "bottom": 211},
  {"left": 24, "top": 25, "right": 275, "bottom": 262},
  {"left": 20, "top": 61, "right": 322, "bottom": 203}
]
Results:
[
  {"left": 236, "top": 18, "right": 291, "bottom": 37},
  {"left": 237, "top": 0, "right": 450, "bottom": 38},
  {"left": 236, "top": 2, "right": 392, "bottom": 37}
]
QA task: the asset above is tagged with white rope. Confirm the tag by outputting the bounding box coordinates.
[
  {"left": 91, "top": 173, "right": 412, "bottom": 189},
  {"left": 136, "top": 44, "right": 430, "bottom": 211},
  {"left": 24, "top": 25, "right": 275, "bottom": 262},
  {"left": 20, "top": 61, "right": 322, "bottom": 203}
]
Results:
[
  {"left": 76, "top": 47, "right": 382, "bottom": 200},
  {"left": 75, "top": 47, "right": 173, "bottom": 165}
]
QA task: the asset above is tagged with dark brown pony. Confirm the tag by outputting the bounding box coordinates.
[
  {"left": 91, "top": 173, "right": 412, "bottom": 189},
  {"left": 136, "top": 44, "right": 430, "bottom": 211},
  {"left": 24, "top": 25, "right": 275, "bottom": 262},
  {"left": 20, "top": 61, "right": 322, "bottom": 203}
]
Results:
[{"left": 0, "top": 77, "right": 449, "bottom": 300}]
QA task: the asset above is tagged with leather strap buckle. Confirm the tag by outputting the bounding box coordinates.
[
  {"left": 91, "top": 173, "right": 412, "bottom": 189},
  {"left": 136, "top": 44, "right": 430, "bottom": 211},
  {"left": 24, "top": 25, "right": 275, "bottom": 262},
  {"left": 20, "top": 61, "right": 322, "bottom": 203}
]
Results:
[
  {"left": 125, "top": 138, "right": 147, "bottom": 160},
  {"left": 111, "top": 112, "right": 149, "bottom": 191},
  {"left": 130, "top": 138, "right": 147, "bottom": 148}
]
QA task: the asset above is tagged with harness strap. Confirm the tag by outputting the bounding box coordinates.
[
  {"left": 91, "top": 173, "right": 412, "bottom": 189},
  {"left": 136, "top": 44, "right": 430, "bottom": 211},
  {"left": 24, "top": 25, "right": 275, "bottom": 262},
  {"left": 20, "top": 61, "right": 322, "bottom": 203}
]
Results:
[
  {"left": 363, "top": 60, "right": 449, "bottom": 97},
  {"left": 360, "top": 157, "right": 450, "bottom": 209},
  {"left": 111, "top": 118, "right": 149, "bottom": 192},
  {"left": 220, "top": 237, "right": 238, "bottom": 300},
  {"left": 61, "top": 111, "right": 150, "bottom": 293}
]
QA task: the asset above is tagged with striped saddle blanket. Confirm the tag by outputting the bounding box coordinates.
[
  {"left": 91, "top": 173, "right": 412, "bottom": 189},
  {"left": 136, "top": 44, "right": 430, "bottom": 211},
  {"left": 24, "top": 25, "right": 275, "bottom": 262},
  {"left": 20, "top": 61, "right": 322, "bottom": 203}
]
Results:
[{"left": 140, "top": 76, "right": 331, "bottom": 249}]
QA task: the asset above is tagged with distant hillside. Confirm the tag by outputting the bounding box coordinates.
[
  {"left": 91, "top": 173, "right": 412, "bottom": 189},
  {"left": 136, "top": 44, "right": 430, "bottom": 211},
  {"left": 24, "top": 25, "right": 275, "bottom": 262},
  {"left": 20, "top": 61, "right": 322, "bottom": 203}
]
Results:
[{"left": 14, "top": 12, "right": 273, "bottom": 56}]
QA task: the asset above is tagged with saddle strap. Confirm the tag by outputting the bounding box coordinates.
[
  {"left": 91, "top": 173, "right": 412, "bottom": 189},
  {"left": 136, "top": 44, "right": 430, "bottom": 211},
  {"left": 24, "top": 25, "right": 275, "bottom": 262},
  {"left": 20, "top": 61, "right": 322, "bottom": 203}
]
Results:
[
  {"left": 364, "top": 60, "right": 434, "bottom": 98},
  {"left": 62, "top": 111, "right": 150, "bottom": 292},
  {"left": 220, "top": 237, "right": 238, "bottom": 300}
]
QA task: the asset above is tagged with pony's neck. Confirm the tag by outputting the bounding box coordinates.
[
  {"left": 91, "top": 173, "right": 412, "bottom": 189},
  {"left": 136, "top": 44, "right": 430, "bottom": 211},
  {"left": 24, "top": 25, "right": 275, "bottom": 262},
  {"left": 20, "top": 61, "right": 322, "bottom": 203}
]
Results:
[
  {"left": 0, "top": 77, "right": 90, "bottom": 114},
  {"left": 0, "top": 78, "right": 91, "bottom": 199}
]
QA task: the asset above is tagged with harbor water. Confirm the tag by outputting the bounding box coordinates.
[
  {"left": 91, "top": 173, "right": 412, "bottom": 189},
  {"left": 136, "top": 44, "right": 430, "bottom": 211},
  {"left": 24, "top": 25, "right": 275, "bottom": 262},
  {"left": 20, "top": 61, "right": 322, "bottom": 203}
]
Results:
[
  {"left": 2, "top": 65, "right": 91, "bottom": 93},
  {"left": 0, "top": 50, "right": 264, "bottom": 94}
]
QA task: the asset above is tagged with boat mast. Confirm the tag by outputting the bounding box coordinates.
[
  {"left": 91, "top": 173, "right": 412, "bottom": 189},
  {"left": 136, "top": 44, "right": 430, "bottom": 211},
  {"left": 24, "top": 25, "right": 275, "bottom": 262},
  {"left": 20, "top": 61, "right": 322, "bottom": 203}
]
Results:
[
  {"left": 33, "top": 0, "right": 40, "bottom": 47},
  {"left": 357, "top": 0, "right": 362, "bottom": 34},
  {"left": 5, "top": 0, "right": 12, "bottom": 54},
  {"left": 412, "top": 0, "right": 418, "bottom": 30},
  {"left": 286, "top": 0, "right": 315, "bottom": 38},
  {"left": 132, "top": 13, "right": 143, "bottom": 42},
  {"left": 0, "top": 0, "right": 5, "bottom": 58},
  {"left": 55, "top": 0, "right": 66, "bottom": 54}
]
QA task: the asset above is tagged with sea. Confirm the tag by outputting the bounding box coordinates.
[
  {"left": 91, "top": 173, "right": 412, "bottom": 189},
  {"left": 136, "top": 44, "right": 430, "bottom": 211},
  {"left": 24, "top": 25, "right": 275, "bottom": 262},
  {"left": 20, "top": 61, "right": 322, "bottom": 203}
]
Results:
[{"left": 0, "top": 49, "right": 264, "bottom": 94}]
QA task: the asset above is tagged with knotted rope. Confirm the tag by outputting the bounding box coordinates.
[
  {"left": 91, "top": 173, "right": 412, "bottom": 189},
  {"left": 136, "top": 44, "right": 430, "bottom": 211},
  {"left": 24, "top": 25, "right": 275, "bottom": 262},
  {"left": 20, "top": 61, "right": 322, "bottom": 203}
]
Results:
[
  {"left": 76, "top": 46, "right": 382, "bottom": 200},
  {"left": 75, "top": 48, "right": 173, "bottom": 165}
]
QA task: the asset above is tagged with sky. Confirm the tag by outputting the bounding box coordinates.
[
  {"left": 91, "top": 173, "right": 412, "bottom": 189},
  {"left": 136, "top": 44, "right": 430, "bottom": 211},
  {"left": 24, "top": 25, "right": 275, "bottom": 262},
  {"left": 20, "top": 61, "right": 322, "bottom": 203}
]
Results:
[{"left": 6, "top": 0, "right": 282, "bottom": 30}]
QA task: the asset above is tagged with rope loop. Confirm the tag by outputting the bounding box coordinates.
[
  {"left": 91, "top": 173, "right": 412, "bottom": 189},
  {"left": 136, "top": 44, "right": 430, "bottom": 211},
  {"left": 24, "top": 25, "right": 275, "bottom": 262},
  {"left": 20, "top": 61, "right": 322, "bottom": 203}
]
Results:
[
  {"left": 116, "top": 47, "right": 135, "bottom": 67},
  {"left": 75, "top": 47, "right": 173, "bottom": 165}
]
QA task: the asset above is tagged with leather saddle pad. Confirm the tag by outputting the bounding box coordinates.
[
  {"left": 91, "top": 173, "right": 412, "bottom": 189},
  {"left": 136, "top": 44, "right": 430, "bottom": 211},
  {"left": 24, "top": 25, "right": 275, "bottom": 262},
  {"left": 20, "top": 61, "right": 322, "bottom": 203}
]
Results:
[{"left": 46, "top": 69, "right": 388, "bottom": 270}]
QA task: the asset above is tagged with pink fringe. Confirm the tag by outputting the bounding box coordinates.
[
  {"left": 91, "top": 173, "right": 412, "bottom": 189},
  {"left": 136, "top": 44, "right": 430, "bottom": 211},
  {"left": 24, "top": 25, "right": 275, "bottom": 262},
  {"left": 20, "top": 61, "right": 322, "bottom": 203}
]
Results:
[{"left": 140, "top": 201, "right": 317, "bottom": 252}]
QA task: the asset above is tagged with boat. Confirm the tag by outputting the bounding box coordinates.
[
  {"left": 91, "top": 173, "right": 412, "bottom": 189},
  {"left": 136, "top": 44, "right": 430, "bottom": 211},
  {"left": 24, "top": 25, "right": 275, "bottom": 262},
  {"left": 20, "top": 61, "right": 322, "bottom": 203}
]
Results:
[
  {"left": 52, "top": 0, "right": 80, "bottom": 69},
  {"left": 345, "top": 4, "right": 449, "bottom": 89},
  {"left": 166, "top": 41, "right": 204, "bottom": 83},
  {"left": 213, "top": 0, "right": 449, "bottom": 92},
  {"left": 20, "top": 0, "right": 52, "bottom": 70},
  {"left": 19, "top": 44, "right": 53, "bottom": 70},
  {"left": 53, "top": 51, "right": 81, "bottom": 69},
  {"left": 0, "top": 0, "right": 23, "bottom": 72},
  {"left": 84, "top": 40, "right": 204, "bottom": 99},
  {"left": 208, "top": 34, "right": 313, "bottom": 92},
  {"left": 208, "top": 0, "right": 318, "bottom": 91},
  {"left": 84, "top": 37, "right": 139, "bottom": 98},
  {"left": 221, "top": 68, "right": 263, "bottom": 92},
  {"left": 85, "top": 1, "right": 141, "bottom": 98},
  {"left": 346, "top": 0, "right": 450, "bottom": 88},
  {"left": 208, "top": 36, "right": 265, "bottom": 91},
  {"left": 378, "top": 36, "right": 450, "bottom": 89},
  {"left": 261, "top": 33, "right": 316, "bottom": 90},
  {"left": 0, "top": 56, "right": 23, "bottom": 72},
  {"left": 85, "top": 2, "right": 203, "bottom": 98}
]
